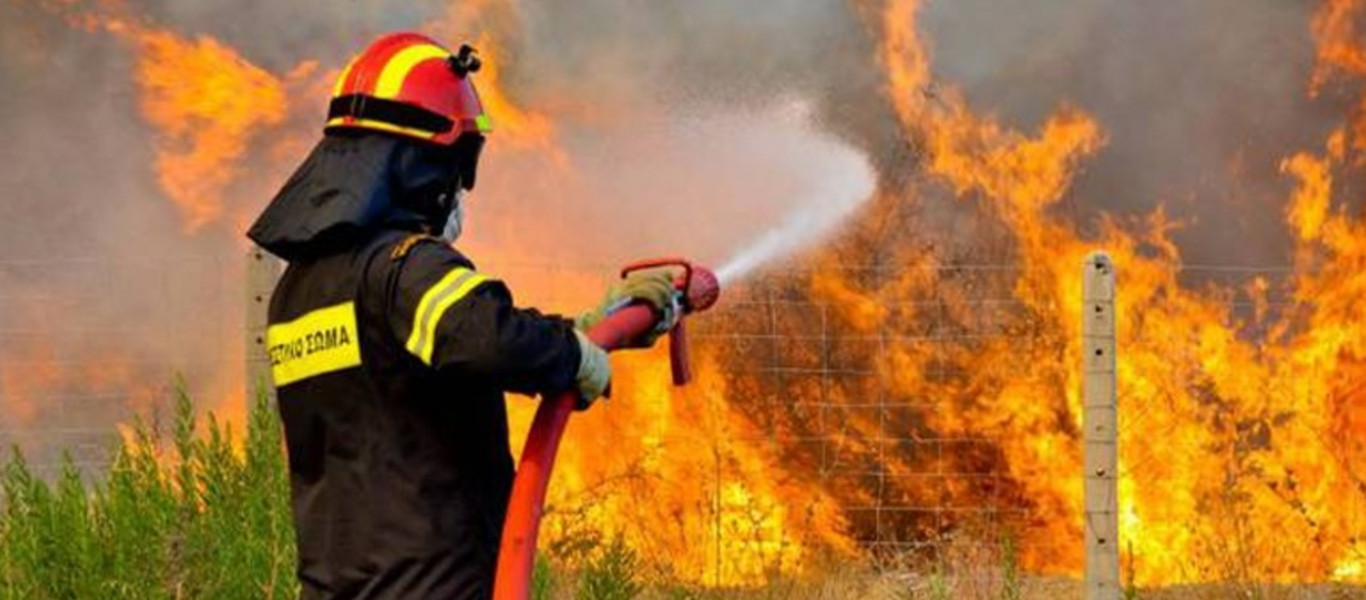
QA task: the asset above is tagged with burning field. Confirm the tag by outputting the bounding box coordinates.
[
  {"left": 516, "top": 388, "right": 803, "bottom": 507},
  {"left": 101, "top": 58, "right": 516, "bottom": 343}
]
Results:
[{"left": 2, "top": 0, "right": 1366, "bottom": 594}]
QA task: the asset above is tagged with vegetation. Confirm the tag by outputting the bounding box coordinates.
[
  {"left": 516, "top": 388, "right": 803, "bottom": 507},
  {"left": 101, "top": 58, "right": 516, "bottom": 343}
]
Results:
[
  {"left": 0, "top": 386, "right": 294, "bottom": 599},
  {"left": 0, "top": 389, "right": 1359, "bottom": 599}
]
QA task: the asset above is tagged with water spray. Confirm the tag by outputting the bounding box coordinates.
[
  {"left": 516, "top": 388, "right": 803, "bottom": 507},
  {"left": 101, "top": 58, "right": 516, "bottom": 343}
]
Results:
[
  {"left": 713, "top": 143, "right": 876, "bottom": 285},
  {"left": 493, "top": 258, "right": 721, "bottom": 600},
  {"left": 713, "top": 202, "right": 851, "bottom": 285}
]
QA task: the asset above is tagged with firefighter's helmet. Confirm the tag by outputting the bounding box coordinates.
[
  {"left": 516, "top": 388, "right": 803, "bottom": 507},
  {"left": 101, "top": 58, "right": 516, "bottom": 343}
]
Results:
[{"left": 326, "top": 32, "right": 492, "bottom": 146}]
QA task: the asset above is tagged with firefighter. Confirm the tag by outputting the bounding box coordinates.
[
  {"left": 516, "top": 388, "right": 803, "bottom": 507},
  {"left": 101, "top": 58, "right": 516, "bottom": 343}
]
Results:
[{"left": 246, "top": 32, "right": 676, "bottom": 600}]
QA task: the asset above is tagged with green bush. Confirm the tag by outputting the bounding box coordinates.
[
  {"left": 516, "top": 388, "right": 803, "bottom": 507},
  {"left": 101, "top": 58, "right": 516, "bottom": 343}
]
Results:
[
  {"left": 0, "top": 385, "right": 296, "bottom": 600},
  {"left": 577, "top": 537, "right": 642, "bottom": 600}
]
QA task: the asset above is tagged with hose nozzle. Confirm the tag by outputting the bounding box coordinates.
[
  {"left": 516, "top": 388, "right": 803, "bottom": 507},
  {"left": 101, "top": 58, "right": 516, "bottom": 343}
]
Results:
[{"left": 619, "top": 258, "right": 721, "bottom": 385}]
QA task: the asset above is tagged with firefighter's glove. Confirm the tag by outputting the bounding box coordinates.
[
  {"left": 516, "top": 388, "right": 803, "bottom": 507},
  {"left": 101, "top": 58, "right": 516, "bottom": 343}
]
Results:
[
  {"left": 573, "top": 329, "right": 611, "bottom": 410},
  {"left": 575, "top": 269, "right": 680, "bottom": 348}
]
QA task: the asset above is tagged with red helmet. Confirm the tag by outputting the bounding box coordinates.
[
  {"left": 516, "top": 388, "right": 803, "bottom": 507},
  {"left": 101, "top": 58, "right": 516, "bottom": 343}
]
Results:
[{"left": 326, "top": 32, "right": 492, "bottom": 146}]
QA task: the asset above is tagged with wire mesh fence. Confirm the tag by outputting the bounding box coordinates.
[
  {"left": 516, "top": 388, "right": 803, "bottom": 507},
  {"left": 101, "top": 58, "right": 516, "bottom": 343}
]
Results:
[
  {"left": 684, "top": 261, "right": 1071, "bottom": 581},
  {"left": 0, "top": 253, "right": 244, "bottom": 478},
  {"left": 0, "top": 251, "right": 1080, "bottom": 580},
  {"left": 0, "top": 248, "right": 1357, "bottom": 590}
]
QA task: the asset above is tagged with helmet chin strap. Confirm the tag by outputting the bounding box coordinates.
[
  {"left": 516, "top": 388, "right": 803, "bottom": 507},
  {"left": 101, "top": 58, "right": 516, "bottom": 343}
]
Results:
[{"left": 440, "top": 189, "right": 468, "bottom": 243}]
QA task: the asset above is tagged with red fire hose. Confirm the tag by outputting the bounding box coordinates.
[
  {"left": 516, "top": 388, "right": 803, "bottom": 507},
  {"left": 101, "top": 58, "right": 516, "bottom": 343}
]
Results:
[{"left": 492, "top": 258, "right": 721, "bottom": 600}]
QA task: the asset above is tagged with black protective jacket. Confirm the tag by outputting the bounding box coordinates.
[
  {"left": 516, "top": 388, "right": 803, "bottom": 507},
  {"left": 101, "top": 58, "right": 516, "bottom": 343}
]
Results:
[{"left": 248, "top": 134, "right": 581, "bottom": 599}]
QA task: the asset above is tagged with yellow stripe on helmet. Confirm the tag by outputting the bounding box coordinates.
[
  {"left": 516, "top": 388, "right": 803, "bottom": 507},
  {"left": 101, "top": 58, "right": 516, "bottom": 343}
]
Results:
[
  {"left": 405, "top": 266, "right": 491, "bottom": 365},
  {"left": 325, "top": 116, "right": 441, "bottom": 141},
  {"left": 374, "top": 44, "right": 451, "bottom": 100},
  {"left": 332, "top": 56, "right": 360, "bottom": 98}
]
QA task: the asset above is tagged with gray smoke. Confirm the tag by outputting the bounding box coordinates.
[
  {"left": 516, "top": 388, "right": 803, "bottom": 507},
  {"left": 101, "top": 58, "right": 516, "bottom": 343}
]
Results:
[
  {"left": 140, "top": 0, "right": 447, "bottom": 72},
  {"left": 492, "top": 0, "right": 1353, "bottom": 269},
  {"left": 0, "top": 0, "right": 1354, "bottom": 468},
  {"left": 0, "top": 0, "right": 889, "bottom": 466},
  {"left": 920, "top": 0, "right": 1348, "bottom": 266},
  {"left": 0, "top": 1, "right": 244, "bottom": 470},
  {"left": 507, "top": 0, "right": 904, "bottom": 179}
]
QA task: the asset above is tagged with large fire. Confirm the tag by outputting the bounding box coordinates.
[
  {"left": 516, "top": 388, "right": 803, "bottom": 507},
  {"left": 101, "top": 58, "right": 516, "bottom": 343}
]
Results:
[
  {"left": 127, "top": 25, "right": 289, "bottom": 233},
  {"left": 817, "top": 0, "right": 1366, "bottom": 585},
  {"left": 4, "top": 0, "right": 1366, "bottom": 590}
]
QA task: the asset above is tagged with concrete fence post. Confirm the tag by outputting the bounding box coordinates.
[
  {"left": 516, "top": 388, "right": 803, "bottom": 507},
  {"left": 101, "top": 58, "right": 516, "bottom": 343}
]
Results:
[
  {"left": 246, "top": 246, "right": 281, "bottom": 406},
  {"left": 1083, "top": 251, "right": 1119, "bottom": 600}
]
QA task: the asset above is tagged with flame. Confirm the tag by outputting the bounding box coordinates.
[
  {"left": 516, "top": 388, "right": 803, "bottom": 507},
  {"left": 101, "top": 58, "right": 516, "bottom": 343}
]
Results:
[
  {"left": 30, "top": 14, "right": 291, "bottom": 233},
  {"left": 425, "top": 6, "right": 841, "bottom": 583},
  {"left": 522, "top": 349, "right": 854, "bottom": 584},
  {"left": 1337, "top": 557, "right": 1365, "bottom": 580},
  {"left": 36, "top": 0, "right": 339, "bottom": 236},
  {"left": 810, "top": 0, "right": 1366, "bottom": 585},
  {"left": 8, "top": 0, "right": 1366, "bottom": 590},
  {"left": 470, "top": 34, "right": 561, "bottom": 158},
  {"left": 121, "top": 25, "right": 288, "bottom": 233},
  {"left": 1311, "top": 0, "right": 1366, "bottom": 91},
  {"left": 27, "top": 1, "right": 301, "bottom": 233},
  {"left": 425, "top": 1, "right": 563, "bottom": 159},
  {"left": 0, "top": 343, "right": 164, "bottom": 434},
  {"left": 0, "top": 342, "right": 62, "bottom": 428}
]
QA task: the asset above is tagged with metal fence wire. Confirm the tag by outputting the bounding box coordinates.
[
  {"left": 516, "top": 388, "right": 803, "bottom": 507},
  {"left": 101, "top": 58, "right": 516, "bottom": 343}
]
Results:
[
  {"left": 688, "top": 261, "right": 1071, "bottom": 574},
  {"left": 1, "top": 249, "right": 1357, "bottom": 592},
  {"left": 0, "top": 254, "right": 242, "bottom": 478}
]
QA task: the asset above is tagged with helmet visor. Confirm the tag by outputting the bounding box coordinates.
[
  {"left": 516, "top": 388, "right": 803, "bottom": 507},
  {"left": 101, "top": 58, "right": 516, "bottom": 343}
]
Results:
[{"left": 452, "top": 132, "right": 484, "bottom": 191}]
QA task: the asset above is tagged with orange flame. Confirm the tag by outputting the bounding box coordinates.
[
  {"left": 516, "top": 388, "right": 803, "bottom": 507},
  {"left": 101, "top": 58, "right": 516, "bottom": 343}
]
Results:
[
  {"left": 12, "top": 0, "right": 1366, "bottom": 589},
  {"left": 471, "top": 34, "right": 561, "bottom": 158},
  {"left": 426, "top": 7, "right": 839, "bottom": 583},
  {"left": 522, "top": 350, "right": 854, "bottom": 584},
  {"left": 425, "top": 1, "right": 563, "bottom": 160},
  {"left": 118, "top": 24, "right": 288, "bottom": 232},
  {"left": 854, "top": 0, "right": 1366, "bottom": 584},
  {"left": 0, "top": 343, "right": 62, "bottom": 428}
]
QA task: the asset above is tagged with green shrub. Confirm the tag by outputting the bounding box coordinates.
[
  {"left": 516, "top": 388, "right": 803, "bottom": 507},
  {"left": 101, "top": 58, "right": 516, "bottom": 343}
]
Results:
[
  {"left": 577, "top": 537, "right": 643, "bottom": 600},
  {"left": 534, "top": 553, "right": 559, "bottom": 600},
  {"left": 0, "top": 384, "right": 296, "bottom": 600}
]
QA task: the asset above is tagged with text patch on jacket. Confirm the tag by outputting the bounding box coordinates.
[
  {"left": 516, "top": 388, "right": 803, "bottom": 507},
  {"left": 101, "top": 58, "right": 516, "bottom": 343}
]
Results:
[{"left": 267, "top": 301, "right": 362, "bottom": 386}]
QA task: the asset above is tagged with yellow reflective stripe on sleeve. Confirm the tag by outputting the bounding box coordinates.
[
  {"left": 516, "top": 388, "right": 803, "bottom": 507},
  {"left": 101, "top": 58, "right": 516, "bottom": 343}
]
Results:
[
  {"left": 374, "top": 44, "right": 450, "bottom": 99},
  {"left": 406, "top": 267, "right": 490, "bottom": 365},
  {"left": 267, "top": 302, "right": 362, "bottom": 387}
]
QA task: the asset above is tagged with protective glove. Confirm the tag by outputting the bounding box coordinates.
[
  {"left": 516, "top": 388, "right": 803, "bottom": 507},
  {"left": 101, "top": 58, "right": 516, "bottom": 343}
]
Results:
[
  {"left": 575, "top": 268, "right": 680, "bottom": 348},
  {"left": 573, "top": 329, "right": 611, "bottom": 410}
]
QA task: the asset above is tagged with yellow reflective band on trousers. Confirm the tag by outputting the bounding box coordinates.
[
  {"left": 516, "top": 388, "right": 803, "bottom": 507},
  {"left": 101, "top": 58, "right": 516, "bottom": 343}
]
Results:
[
  {"left": 406, "top": 267, "right": 489, "bottom": 365},
  {"left": 267, "top": 302, "right": 362, "bottom": 387}
]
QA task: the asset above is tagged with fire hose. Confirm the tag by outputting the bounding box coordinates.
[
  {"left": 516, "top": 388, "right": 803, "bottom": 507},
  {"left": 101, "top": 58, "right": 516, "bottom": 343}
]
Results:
[{"left": 492, "top": 258, "right": 721, "bottom": 600}]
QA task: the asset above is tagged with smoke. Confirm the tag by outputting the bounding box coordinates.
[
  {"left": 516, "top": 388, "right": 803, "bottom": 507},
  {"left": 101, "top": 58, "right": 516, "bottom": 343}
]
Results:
[
  {"left": 0, "top": 0, "right": 1352, "bottom": 544},
  {"left": 0, "top": 3, "right": 166, "bottom": 260},
  {"left": 919, "top": 0, "right": 1349, "bottom": 266},
  {"left": 0, "top": 0, "right": 239, "bottom": 452},
  {"left": 473, "top": 0, "right": 1357, "bottom": 272},
  {"left": 710, "top": 102, "right": 878, "bottom": 284},
  {"left": 0, "top": 0, "right": 890, "bottom": 463},
  {"left": 453, "top": 0, "right": 892, "bottom": 279},
  {"left": 1, "top": 0, "right": 894, "bottom": 271},
  {"left": 2, "top": 0, "right": 1364, "bottom": 581},
  {"left": 137, "top": 0, "right": 446, "bottom": 71}
]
